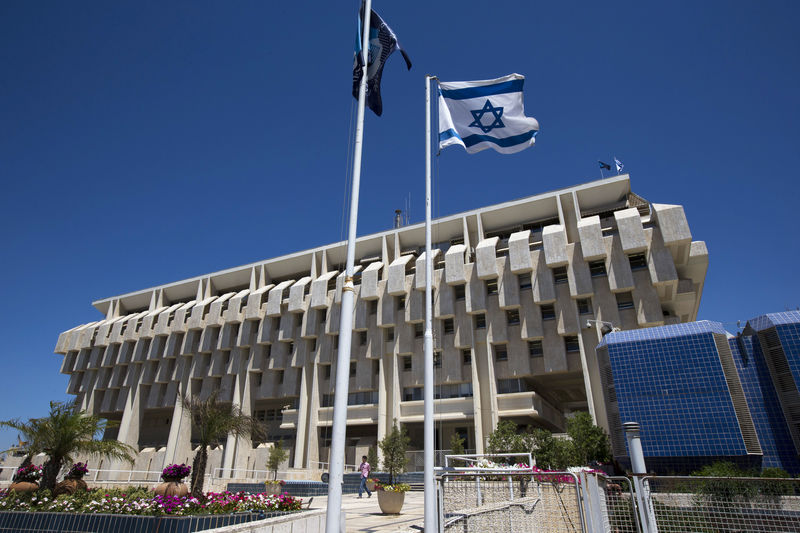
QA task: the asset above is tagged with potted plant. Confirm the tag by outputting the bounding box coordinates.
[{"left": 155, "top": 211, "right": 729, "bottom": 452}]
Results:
[
  {"left": 54, "top": 462, "right": 89, "bottom": 496},
  {"left": 154, "top": 463, "right": 191, "bottom": 497},
  {"left": 9, "top": 464, "right": 42, "bottom": 493},
  {"left": 264, "top": 440, "right": 289, "bottom": 495},
  {"left": 376, "top": 420, "right": 410, "bottom": 514}
]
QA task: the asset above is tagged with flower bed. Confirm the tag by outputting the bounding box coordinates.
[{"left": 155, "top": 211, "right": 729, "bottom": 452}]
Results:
[
  {"left": 375, "top": 482, "right": 410, "bottom": 493},
  {"left": 0, "top": 487, "right": 302, "bottom": 516}
]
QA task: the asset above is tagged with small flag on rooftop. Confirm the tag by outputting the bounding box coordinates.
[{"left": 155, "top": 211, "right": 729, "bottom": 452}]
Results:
[
  {"left": 598, "top": 161, "right": 612, "bottom": 171},
  {"left": 352, "top": 3, "right": 412, "bottom": 116},
  {"left": 438, "top": 73, "right": 539, "bottom": 154},
  {"left": 615, "top": 157, "right": 624, "bottom": 174}
]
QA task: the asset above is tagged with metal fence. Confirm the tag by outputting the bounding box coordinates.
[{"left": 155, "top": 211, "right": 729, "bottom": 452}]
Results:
[
  {"left": 0, "top": 510, "right": 300, "bottom": 533},
  {"left": 437, "top": 471, "right": 586, "bottom": 533},
  {"left": 639, "top": 476, "right": 800, "bottom": 533}
]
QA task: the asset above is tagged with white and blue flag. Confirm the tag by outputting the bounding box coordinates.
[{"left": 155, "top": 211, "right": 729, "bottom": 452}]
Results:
[
  {"left": 438, "top": 73, "right": 539, "bottom": 155},
  {"left": 614, "top": 157, "right": 624, "bottom": 174}
]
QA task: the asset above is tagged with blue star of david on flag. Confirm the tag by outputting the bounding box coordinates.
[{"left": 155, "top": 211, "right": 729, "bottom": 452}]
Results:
[
  {"left": 469, "top": 100, "right": 505, "bottom": 133},
  {"left": 438, "top": 73, "right": 539, "bottom": 155}
]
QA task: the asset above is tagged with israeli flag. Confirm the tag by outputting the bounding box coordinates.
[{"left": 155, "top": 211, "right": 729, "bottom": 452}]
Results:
[
  {"left": 438, "top": 73, "right": 539, "bottom": 155},
  {"left": 615, "top": 157, "right": 624, "bottom": 174}
]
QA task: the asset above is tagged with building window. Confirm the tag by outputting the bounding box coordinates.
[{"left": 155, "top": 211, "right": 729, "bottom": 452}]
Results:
[
  {"left": 385, "top": 327, "right": 395, "bottom": 341},
  {"left": 565, "top": 336, "right": 580, "bottom": 353},
  {"left": 403, "top": 356, "right": 412, "bottom": 371},
  {"left": 541, "top": 304, "right": 555, "bottom": 321},
  {"left": 350, "top": 362, "right": 356, "bottom": 377},
  {"left": 589, "top": 260, "right": 607, "bottom": 277},
  {"left": 436, "top": 382, "right": 473, "bottom": 399},
  {"left": 369, "top": 300, "right": 378, "bottom": 315},
  {"left": 474, "top": 314, "right": 486, "bottom": 329},
  {"left": 616, "top": 292, "right": 635, "bottom": 310},
  {"left": 494, "top": 344, "right": 508, "bottom": 362},
  {"left": 577, "top": 298, "right": 592, "bottom": 315},
  {"left": 553, "top": 266, "right": 568, "bottom": 284},
  {"left": 324, "top": 365, "right": 331, "bottom": 379},
  {"left": 497, "top": 378, "right": 526, "bottom": 394},
  {"left": 434, "top": 350, "right": 442, "bottom": 368},
  {"left": 277, "top": 370, "right": 284, "bottom": 384},
  {"left": 360, "top": 330, "right": 368, "bottom": 346},
  {"left": 397, "top": 295, "right": 406, "bottom": 310},
  {"left": 415, "top": 322, "right": 424, "bottom": 338},
  {"left": 308, "top": 338, "right": 317, "bottom": 352},
  {"left": 529, "top": 340, "right": 543, "bottom": 357},
  {"left": 455, "top": 285, "right": 466, "bottom": 301},
  {"left": 443, "top": 318, "right": 455, "bottom": 334},
  {"left": 486, "top": 279, "right": 499, "bottom": 295},
  {"left": 320, "top": 309, "right": 327, "bottom": 323},
  {"left": 462, "top": 349, "right": 472, "bottom": 364},
  {"left": 403, "top": 386, "right": 423, "bottom": 401},
  {"left": 628, "top": 253, "right": 647, "bottom": 271},
  {"left": 254, "top": 373, "right": 263, "bottom": 387},
  {"left": 519, "top": 273, "right": 532, "bottom": 291},
  {"left": 506, "top": 309, "right": 520, "bottom": 326}
]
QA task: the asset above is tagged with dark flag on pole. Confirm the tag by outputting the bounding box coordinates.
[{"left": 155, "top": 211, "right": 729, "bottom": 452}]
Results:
[
  {"left": 598, "top": 161, "right": 612, "bottom": 171},
  {"left": 353, "top": 3, "right": 412, "bottom": 116}
]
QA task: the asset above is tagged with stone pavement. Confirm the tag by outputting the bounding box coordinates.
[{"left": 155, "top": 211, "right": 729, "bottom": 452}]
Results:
[{"left": 306, "top": 491, "right": 425, "bottom": 533}]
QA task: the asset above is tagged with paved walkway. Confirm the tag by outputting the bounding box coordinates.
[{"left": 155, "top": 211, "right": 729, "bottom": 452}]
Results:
[{"left": 306, "top": 491, "right": 425, "bottom": 532}]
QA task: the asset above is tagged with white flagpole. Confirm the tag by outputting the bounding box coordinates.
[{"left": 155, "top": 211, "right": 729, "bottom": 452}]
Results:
[
  {"left": 423, "top": 74, "right": 436, "bottom": 533},
  {"left": 325, "top": 1, "right": 371, "bottom": 532}
]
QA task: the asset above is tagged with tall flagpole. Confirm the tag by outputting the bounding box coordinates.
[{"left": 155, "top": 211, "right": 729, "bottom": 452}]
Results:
[
  {"left": 423, "top": 74, "right": 436, "bottom": 533},
  {"left": 325, "top": 1, "right": 372, "bottom": 532}
]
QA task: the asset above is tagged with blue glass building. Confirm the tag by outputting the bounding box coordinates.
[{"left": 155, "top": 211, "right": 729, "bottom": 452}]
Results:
[{"left": 597, "top": 313, "right": 800, "bottom": 474}]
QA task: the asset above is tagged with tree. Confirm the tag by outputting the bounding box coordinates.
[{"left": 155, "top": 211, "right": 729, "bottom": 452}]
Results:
[
  {"left": 486, "top": 420, "right": 527, "bottom": 456},
  {"left": 0, "top": 418, "right": 43, "bottom": 469},
  {"left": 183, "top": 392, "right": 263, "bottom": 498},
  {"left": 1, "top": 400, "right": 136, "bottom": 492},
  {"left": 526, "top": 428, "right": 576, "bottom": 470},
  {"left": 379, "top": 420, "right": 409, "bottom": 484},
  {"left": 366, "top": 446, "right": 379, "bottom": 472},
  {"left": 566, "top": 412, "right": 610, "bottom": 465},
  {"left": 449, "top": 433, "right": 465, "bottom": 456},
  {"left": 266, "top": 440, "right": 289, "bottom": 481}
]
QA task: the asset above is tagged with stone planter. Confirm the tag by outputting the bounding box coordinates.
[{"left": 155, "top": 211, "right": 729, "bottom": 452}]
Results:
[
  {"left": 377, "top": 490, "right": 405, "bottom": 514},
  {"left": 153, "top": 478, "right": 189, "bottom": 497},
  {"left": 54, "top": 477, "right": 88, "bottom": 497},
  {"left": 8, "top": 481, "right": 38, "bottom": 494},
  {"left": 366, "top": 479, "right": 377, "bottom": 492},
  {"left": 263, "top": 483, "right": 283, "bottom": 496}
]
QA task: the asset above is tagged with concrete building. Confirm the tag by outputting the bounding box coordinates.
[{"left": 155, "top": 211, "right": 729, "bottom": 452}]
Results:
[
  {"left": 53, "top": 175, "right": 708, "bottom": 477},
  {"left": 598, "top": 312, "right": 800, "bottom": 475}
]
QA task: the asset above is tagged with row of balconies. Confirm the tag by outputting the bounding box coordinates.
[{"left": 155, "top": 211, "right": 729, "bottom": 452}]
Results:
[{"left": 57, "top": 205, "right": 704, "bottom": 358}]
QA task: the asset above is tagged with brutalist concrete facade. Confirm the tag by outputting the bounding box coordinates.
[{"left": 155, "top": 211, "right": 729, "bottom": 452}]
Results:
[{"left": 54, "top": 175, "right": 707, "bottom": 477}]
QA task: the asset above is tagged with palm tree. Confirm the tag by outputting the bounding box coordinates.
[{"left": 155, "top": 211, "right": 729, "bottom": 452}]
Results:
[
  {"left": 2, "top": 400, "right": 136, "bottom": 491},
  {"left": 0, "top": 417, "right": 43, "bottom": 469},
  {"left": 183, "top": 392, "right": 263, "bottom": 498}
]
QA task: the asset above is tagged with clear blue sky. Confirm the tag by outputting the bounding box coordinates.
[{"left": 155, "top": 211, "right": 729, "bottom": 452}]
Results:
[{"left": 2, "top": 1, "right": 799, "bottom": 452}]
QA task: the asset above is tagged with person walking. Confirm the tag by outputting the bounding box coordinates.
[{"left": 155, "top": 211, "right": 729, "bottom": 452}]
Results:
[{"left": 358, "top": 455, "right": 372, "bottom": 498}]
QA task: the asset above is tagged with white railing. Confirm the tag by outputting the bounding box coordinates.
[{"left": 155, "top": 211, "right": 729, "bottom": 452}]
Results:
[
  {"left": 444, "top": 452, "right": 534, "bottom": 471},
  {"left": 307, "top": 461, "right": 359, "bottom": 473}
]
